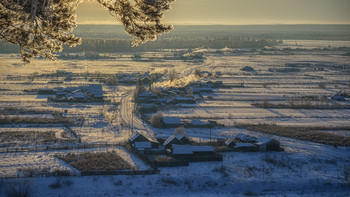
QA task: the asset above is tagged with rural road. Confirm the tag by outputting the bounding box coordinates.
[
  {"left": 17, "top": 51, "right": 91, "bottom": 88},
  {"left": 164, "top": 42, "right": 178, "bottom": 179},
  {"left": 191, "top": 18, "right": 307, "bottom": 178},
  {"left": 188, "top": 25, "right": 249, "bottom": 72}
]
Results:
[{"left": 119, "top": 91, "right": 155, "bottom": 139}]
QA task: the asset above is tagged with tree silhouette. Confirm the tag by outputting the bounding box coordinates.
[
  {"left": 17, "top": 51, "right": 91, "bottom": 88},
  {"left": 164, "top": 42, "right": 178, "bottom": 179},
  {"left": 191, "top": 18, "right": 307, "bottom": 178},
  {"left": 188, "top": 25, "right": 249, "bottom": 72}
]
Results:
[{"left": 0, "top": 0, "right": 175, "bottom": 62}]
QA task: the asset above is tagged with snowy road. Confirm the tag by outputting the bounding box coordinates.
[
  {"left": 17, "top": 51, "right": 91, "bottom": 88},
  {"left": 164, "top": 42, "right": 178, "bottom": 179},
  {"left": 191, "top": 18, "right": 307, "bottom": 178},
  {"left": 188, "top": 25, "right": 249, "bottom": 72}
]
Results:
[{"left": 119, "top": 91, "right": 155, "bottom": 139}]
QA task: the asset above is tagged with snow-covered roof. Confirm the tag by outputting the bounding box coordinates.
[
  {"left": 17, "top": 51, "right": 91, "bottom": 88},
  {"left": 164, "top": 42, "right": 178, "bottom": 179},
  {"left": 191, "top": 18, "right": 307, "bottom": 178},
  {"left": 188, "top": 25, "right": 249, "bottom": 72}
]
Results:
[
  {"left": 174, "top": 96, "right": 194, "bottom": 101},
  {"left": 235, "top": 143, "right": 256, "bottom": 148},
  {"left": 192, "top": 146, "right": 214, "bottom": 152},
  {"left": 163, "top": 135, "right": 181, "bottom": 146},
  {"left": 162, "top": 117, "right": 181, "bottom": 125},
  {"left": 256, "top": 136, "right": 279, "bottom": 145},
  {"left": 224, "top": 139, "right": 234, "bottom": 146},
  {"left": 73, "top": 91, "right": 85, "bottom": 99},
  {"left": 172, "top": 144, "right": 193, "bottom": 155},
  {"left": 235, "top": 133, "right": 257, "bottom": 143},
  {"left": 134, "top": 141, "right": 152, "bottom": 149},
  {"left": 138, "top": 91, "right": 158, "bottom": 98},
  {"left": 129, "top": 132, "right": 150, "bottom": 143},
  {"left": 191, "top": 119, "right": 210, "bottom": 126},
  {"left": 164, "top": 134, "right": 191, "bottom": 146}
]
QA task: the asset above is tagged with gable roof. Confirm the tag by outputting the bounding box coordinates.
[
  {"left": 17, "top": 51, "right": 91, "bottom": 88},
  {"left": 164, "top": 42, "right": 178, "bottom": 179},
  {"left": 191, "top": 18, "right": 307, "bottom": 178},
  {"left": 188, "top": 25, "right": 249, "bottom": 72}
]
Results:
[
  {"left": 129, "top": 132, "right": 149, "bottom": 143},
  {"left": 224, "top": 139, "right": 234, "bottom": 146},
  {"left": 256, "top": 136, "right": 279, "bottom": 145},
  {"left": 163, "top": 135, "right": 183, "bottom": 146},
  {"left": 235, "top": 133, "right": 257, "bottom": 143},
  {"left": 164, "top": 134, "right": 191, "bottom": 146}
]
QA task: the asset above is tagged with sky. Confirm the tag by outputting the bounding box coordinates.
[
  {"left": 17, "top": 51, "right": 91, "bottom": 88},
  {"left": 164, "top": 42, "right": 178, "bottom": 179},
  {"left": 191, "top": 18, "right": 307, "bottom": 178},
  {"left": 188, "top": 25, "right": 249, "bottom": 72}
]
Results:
[{"left": 76, "top": 0, "right": 350, "bottom": 25}]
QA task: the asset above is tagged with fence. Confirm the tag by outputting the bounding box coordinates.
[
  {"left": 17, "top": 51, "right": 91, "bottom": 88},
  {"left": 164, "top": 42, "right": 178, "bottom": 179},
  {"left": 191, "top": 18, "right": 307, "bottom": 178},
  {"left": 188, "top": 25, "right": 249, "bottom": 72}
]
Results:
[
  {"left": 0, "top": 169, "right": 158, "bottom": 179},
  {"left": 0, "top": 142, "right": 123, "bottom": 153}
]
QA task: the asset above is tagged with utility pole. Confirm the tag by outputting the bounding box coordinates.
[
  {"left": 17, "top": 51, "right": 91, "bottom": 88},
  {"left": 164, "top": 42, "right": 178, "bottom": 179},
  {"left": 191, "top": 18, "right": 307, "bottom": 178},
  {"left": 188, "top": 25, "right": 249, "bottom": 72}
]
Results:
[{"left": 210, "top": 126, "right": 212, "bottom": 143}]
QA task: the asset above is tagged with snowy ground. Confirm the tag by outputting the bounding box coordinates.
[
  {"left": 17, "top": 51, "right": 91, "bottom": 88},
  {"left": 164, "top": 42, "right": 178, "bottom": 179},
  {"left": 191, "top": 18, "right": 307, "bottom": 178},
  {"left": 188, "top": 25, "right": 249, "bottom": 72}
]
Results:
[{"left": 0, "top": 45, "right": 350, "bottom": 196}]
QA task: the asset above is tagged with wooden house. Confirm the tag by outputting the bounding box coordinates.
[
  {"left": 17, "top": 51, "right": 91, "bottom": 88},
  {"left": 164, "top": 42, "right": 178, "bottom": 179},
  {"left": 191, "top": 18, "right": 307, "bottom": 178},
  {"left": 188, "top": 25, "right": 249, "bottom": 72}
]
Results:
[
  {"left": 255, "top": 136, "right": 280, "bottom": 152},
  {"left": 129, "top": 131, "right": 159, "bottom": 148}
]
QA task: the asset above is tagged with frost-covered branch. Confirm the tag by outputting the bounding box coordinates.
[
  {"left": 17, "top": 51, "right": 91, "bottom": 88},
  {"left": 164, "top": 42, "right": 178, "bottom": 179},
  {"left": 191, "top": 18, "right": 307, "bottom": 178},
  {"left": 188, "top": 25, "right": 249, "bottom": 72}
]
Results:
[{"left": 0, "top": 0, "right": 175, "bottom": 62}]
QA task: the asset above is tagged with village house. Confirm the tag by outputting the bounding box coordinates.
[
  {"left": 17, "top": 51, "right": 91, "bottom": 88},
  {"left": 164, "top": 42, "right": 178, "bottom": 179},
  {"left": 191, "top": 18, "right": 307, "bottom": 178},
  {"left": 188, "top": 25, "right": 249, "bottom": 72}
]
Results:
[
  {"left": 255, "top": 136, "right": 281, "bottom": 152},
  {"left": 163, "top": 134, "right": 192, "bottom": 149},
  {"left": 171, "top": 144, "right": 221, "bottom": 161},
  {"left": 129, "top": 131, "right": 159, "bottom": 149}
]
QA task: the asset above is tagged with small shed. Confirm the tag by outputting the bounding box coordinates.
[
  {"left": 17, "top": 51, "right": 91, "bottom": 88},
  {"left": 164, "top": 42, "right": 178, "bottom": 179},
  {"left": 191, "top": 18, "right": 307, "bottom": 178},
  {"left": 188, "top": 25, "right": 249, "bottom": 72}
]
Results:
[
  {"left": 162, "top": 117, "right": 182, "bottom": 128},
  {"left": 190, "top": 119, "right": 210, "bottom": 128},
  {"left": 256, "top": 136, "right": 280, "bottom": 152}
]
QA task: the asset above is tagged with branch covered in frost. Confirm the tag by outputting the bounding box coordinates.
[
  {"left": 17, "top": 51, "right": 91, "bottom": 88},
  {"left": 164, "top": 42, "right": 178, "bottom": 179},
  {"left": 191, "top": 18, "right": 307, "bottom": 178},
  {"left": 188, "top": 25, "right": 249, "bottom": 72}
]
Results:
[{"left": 0, "top": 0, "right": 175, "bottom": 62}]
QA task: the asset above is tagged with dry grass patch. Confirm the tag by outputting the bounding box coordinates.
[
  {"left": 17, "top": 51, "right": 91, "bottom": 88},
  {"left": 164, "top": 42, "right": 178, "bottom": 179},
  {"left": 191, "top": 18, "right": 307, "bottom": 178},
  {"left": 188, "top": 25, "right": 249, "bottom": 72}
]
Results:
[
  {"left": 56, "top": 151, "right": 136, "bottom": 172},
  {"left": 238, "top": 124, "right": 350, "bottom": 146},
  {"left": 0, "top": 116, "right": 73, "bottom": 125},
  {"left": 0, "top": 131, "right": 64, "bottom": 146}
]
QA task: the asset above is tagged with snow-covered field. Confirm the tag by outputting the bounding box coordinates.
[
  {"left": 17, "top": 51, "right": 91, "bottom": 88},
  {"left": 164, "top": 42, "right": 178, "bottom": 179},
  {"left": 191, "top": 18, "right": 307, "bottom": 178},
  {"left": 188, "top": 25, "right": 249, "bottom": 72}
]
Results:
[{"left": 0, "top": 46, "right": 350, "bottom": 196}]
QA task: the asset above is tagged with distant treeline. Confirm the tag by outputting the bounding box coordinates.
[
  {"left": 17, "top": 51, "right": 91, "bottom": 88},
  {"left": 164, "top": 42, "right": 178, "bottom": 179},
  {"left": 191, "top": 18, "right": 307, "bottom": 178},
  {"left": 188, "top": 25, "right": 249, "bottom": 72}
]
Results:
[
  {"left": 61, "top": 38, "right": 280, "bottom": 53},
  {"left": 1, "top": 25, "right": 350, "bottom": 53}
]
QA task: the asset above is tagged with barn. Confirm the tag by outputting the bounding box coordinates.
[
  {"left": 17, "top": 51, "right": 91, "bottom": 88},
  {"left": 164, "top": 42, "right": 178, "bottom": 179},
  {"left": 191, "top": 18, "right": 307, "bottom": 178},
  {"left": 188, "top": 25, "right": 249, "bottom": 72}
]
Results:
[
  {"left": 256, "top": 136, "right": 281, "bottom": 152},
  {"left": 129, "top": 131, "right": 159, "bottom": 148}
]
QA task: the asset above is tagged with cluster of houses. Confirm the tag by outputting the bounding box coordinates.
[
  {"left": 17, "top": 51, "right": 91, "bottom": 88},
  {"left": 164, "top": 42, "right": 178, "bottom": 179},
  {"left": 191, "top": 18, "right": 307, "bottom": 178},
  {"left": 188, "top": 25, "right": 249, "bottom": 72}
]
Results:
[
  {"left": 225, "top": 133, "right": 282, "bottom": 152},
  {"left": 128, "top": 131, "right": 282, "bottom": 167},
  {"left": 129, "top": 131, "right": 222, "bottom": 165},
  {"left": 38, "top": 84, "right": 103, "bottom": 102},
  {"left": 137, "top": 80, "right": 223, "bottom": 127}
]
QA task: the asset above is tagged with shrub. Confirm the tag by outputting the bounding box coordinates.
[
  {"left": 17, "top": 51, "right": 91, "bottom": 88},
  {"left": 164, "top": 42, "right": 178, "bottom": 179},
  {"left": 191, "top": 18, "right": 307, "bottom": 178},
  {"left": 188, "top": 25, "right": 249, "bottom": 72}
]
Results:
[
  {"left": 150, "top": 112, "right": 163, "bottom": 128},
  {"left": 244, "top": 190, "right": 258, "bottom": 196},
  {"left": 5, "top": 180, "right": 33, "bottom": 197},
  {"left": 113, "top": 180, "right": 123, "bottom": 186},
  {"left": 318, "top": 82, "right": 326, "bottom": 89},
  {"left": 48, "top": 177, "right": 62, "bottom": 189},
  {"left": 344, "top": 166, "right": 350, "bottom": 186}
]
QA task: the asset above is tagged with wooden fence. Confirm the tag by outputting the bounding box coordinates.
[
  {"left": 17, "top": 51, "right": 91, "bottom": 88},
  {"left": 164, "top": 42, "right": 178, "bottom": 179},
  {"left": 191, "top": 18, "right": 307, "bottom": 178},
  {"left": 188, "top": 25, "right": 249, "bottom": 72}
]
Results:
[{"left": 0, "top": 142, "right": 123, "bottom": 153}]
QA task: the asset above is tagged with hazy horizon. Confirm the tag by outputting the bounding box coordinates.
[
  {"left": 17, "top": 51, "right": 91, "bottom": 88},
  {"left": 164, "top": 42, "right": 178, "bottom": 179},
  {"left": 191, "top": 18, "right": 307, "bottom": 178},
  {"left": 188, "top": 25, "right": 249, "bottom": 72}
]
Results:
[{"left": 77, "top": 0, "right": 350, "bottom": 25}]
